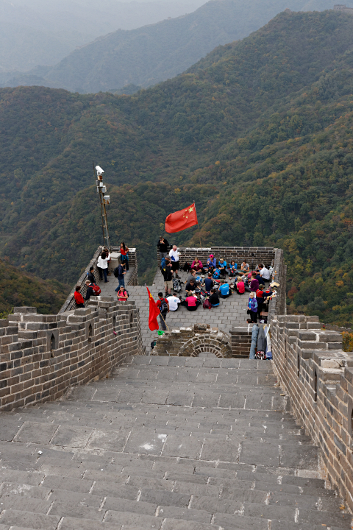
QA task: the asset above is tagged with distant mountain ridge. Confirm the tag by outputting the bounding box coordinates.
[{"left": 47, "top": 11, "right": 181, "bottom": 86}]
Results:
[{"left": 3, "top": 0, "right": 340, "bottom": 93}]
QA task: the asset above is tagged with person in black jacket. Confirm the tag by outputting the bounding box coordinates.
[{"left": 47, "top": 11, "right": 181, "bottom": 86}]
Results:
[
  {"left": 157, "top": 236, "right": 169, "bottom": 259},
  {"left": 185, "top": 279, "right": 197, "bottom": 292},
  {"left": 87, "top": 267, "right": 96, "bottom": 284},
  {"left": 161, "top": 257, "right": 173, "bottom": 295},
  {"left": 209, "top": 289, "right": 220, "bottom": 307},
  {"left": 85, "top": 280, "right": 94, "bottom": 300}
]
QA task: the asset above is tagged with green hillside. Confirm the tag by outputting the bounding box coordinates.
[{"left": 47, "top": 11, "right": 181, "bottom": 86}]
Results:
[
  {"left": 1, "top": 10, "right": 353, "bottom": 326},
  {"left": 13, "top": 0, "right": 338, "bottom": 93},
  {"left": 0, "top": 259, "right": 69, "bottom": 317}
]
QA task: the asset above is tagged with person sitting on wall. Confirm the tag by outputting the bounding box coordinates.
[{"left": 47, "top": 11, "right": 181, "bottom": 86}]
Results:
[
  {"left": 117, "top": 286, "right": 128, "bottom": 302},
  {"left": 74, "top": 285, "right": 85, "bottom": 308},
  {"left": 157, "top": 236, "right": 170, "bottom": 259},
  {"left": 218, "top": 280, "right": 231, "bottom": 298},
  {"left": 120, "top": 242, "right": 129, "bottom": 271},
  {"left": 235, "top": 276, "right": 245, "bottom": 294},
  {"left": 181, "top": 291, "right": 201, "bottom": 311},
  {"left": 209, "top": 288, "right": 220, "bottom": 307},
  {"left": 218, "top": 258, "right": 227, "bottom": 278},
  {"left": 228, "top": 260, "right": 237, "bottom": 277},
  {"left": 191, "top": 257, "right": 203, "bottom": 273},
  {"left": 205, "top": 254, "right": 216, "bottom": 273}
]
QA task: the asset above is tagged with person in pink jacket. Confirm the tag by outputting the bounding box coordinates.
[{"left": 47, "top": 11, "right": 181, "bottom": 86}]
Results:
[{"left": 191, "top": 258, "right": 203, "bottom": 272}]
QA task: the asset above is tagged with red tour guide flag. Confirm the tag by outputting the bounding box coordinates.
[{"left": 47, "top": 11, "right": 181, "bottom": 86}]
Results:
[
  {"left": 165, "top": 203, "right": 198, "bottom": 234},
  {"left": 147, "top": 287, "right": 160, "bottom": 331}
]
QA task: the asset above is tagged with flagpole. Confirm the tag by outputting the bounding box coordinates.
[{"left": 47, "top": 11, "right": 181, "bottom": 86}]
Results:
[
  {"left": 159, "top": 312, "right": 170, "bottom": 332},
  {"left": 194, "top": 201, "right": 202, "bottom": 247}
]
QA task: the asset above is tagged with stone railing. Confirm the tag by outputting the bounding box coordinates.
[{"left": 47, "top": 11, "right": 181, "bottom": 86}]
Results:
[
  {"left": 0, "top": 299, "right": 144, "bottom": 411},
  {"left": 60, "top": 246, "right": 138, "bottom": 313},
  {"left": 271, "top": 314, "right": 353, "bottom": 511}
]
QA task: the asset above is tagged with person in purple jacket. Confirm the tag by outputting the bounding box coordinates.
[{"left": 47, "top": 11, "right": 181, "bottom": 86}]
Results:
[
  {"left": 248, "top": 292, "right": 258, "bottom": 323},
  {"left": 250, "top": 272, "right": 259, "bottom": 292},
  {"left": 205, "top": 254, "right": 216, "bottom": 273}
]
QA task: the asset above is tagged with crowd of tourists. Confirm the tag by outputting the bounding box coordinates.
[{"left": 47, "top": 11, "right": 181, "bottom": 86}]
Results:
[{"left": 156, "top": 239, "right": 276, "bottom": 329}]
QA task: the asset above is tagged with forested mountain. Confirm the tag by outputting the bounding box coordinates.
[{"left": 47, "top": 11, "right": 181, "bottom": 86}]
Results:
[
  {"left": 0, "top": 259, "right": 69, "bottom": 317},
  {"left": 0, "top": 0, "right": 205, "bottom": 75},
  {"left": 2, "top": 10, "right": 353, "bottom": 325},
  {"left": 4, "top": 0, "right": 338, "bottom": 93}
]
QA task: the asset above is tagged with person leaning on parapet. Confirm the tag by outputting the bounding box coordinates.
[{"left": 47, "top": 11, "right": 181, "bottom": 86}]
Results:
[
  {"left": 74, "top": 285, "right": 85, "bottom": 308},
  {"left": 85, "top": 280, "right": 95, "bottom": 301},
  {"left": 157, "top": 236, "right": 170, "bottom": 259},
  {"left": 87, "top": 266, "right": 96, "bottom": 284},
  {"left": 120, "top": 242, "right": 129, "bottom": 271},
  {"left": 169, "top": 244, "right": 180, "bottom": 279},
  {"left": 161, "top": 257, "right": 173, "bottom": 296},
  {"left": 259, "top": 264, "right": 271, "bottom": 281}
]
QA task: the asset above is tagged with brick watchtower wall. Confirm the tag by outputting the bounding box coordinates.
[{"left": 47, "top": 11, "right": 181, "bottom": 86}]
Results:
[
  {"left": 271, "top": 314, "right": 353, "bottom": 511},
  {"left": 0, "top": 299, "right": 143, "bottom": 411}
]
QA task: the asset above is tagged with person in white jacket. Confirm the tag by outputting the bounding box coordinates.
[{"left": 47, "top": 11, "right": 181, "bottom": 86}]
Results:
[{"left": 97, "top": 249, "right": 110, "bottom": 283}]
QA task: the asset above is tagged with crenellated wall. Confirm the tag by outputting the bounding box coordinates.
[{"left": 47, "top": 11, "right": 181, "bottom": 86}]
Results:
[
  {"left": 271, "top": 315, "right": 353, "bottom": 511},
  {"left": 0, "top": 298, "right": 144, "bottom": 411}
]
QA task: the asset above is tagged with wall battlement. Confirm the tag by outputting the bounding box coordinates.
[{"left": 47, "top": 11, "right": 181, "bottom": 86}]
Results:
[{"left": 0, "top": 299, "right": 143, "bottom": 411}]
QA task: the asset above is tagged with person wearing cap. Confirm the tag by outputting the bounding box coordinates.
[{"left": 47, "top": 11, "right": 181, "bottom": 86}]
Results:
[
  {"left": 185, "top": 278, "right": 197, "bottom": 292},
  {"left": 205, "top": 254, "right": 216, "bottom": 273}
]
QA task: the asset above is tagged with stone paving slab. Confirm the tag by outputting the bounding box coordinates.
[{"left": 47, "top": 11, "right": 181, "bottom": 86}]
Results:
[{"left": 0, "top": 357, "right": 351, "bottom": 530}]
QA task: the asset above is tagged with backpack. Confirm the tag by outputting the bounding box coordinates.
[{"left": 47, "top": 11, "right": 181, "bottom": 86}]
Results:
[
  {"left": 159, "top": 299, "right": 168, "bottom": 313},
  {"left": 182, "top": 262, "right": 191, "bottom": 272},
  {"left": 114, "top": 266, "right": 121, "bottom": 278},
  {"left": 213, "top": 269, "right": 220, "bottom": 279},
  {"left": 92, "top": 284, "right": 101, "bottom": 296},
  {"left": 173, "top": 278, "right": 182, "bottom": 292},
  {"left": 161, "top": 257, "right": 166, "bottom": 269},
  {"left": 203, "top": 299, "right": 212, "bottom": 310}
]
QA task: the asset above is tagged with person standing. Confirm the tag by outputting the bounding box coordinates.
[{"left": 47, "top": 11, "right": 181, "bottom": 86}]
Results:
[
  {"left": 74, "top": 285, "right": 85, "bottom": 308},
  {"left": 157, "top": 236, "right": 170, "bottom": 259},
  {"left": 161, "top": 257, "right": 173, "bottom": 296},
  {"left": 117, "top": 286, "right": 128, "bottom": 301},
  {"left": 85, "top": 280, "right": 95, "bottom": 301},
  {"left": 156, "top": 292, "right": 169, "bottom": 330},
  {"left": 87, "top": 266, "right": 96, "bottom": 284},
  {"left": 114, "top": 263, "right": 126, "bottom": 291},
  {"left": 169, "top": 244, "right": 180, "bottom": 279},
  {"left": 97, "top": 250, "right": 109, "bottom": 283},
  {"left": 248, "top": 292, "right": 258, "bottom": 323},
  {"left": 120, "top": 242, "right": 129, "bottom": 271}
]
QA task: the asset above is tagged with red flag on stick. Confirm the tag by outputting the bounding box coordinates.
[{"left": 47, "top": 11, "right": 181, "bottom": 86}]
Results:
[
  {"left": 165, "top": 203, "right": 198, "bottom": 234},
  {"left": 146, "top": 287, "right": 160, "bottom": 331}
]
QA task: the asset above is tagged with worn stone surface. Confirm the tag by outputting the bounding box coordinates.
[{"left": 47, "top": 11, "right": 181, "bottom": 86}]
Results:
[{"left": 0, "top": 355, "right": 350, "bottom": 529}]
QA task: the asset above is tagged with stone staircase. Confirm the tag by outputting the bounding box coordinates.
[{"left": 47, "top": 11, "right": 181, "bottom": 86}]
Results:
[{"left": 0, "top": 355, "right": 351, "bottom": 530}]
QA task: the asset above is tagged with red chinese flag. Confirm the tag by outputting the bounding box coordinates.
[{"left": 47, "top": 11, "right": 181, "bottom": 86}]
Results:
[
  {"left": 147, "top": 287, "right": 160, "bottom": 331},
  {"left": 165, "top": 203, "right": 198, "bottom": 234}
]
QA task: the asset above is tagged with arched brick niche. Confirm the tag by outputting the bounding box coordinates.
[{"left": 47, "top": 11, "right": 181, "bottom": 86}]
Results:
[{"left": 178, "top": 331, "right": 232, "bottom": 358}]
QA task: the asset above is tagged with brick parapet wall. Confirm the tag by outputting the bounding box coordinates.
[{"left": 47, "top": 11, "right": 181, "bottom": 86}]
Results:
[
  {"left": 0, "top": 299, "right": 144, "bottom": 411},
  {"left": 271, "top": 314, "right": 353, "bottom": 510},
  {"left": 157, "top": 246, "right": 276, "bottom": 269},
  {"left": 229, "top": 326, "right": 253, "bottom": 358},
  {"left": 60, "top": 246, "right": 138, "bottom": 313}
]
